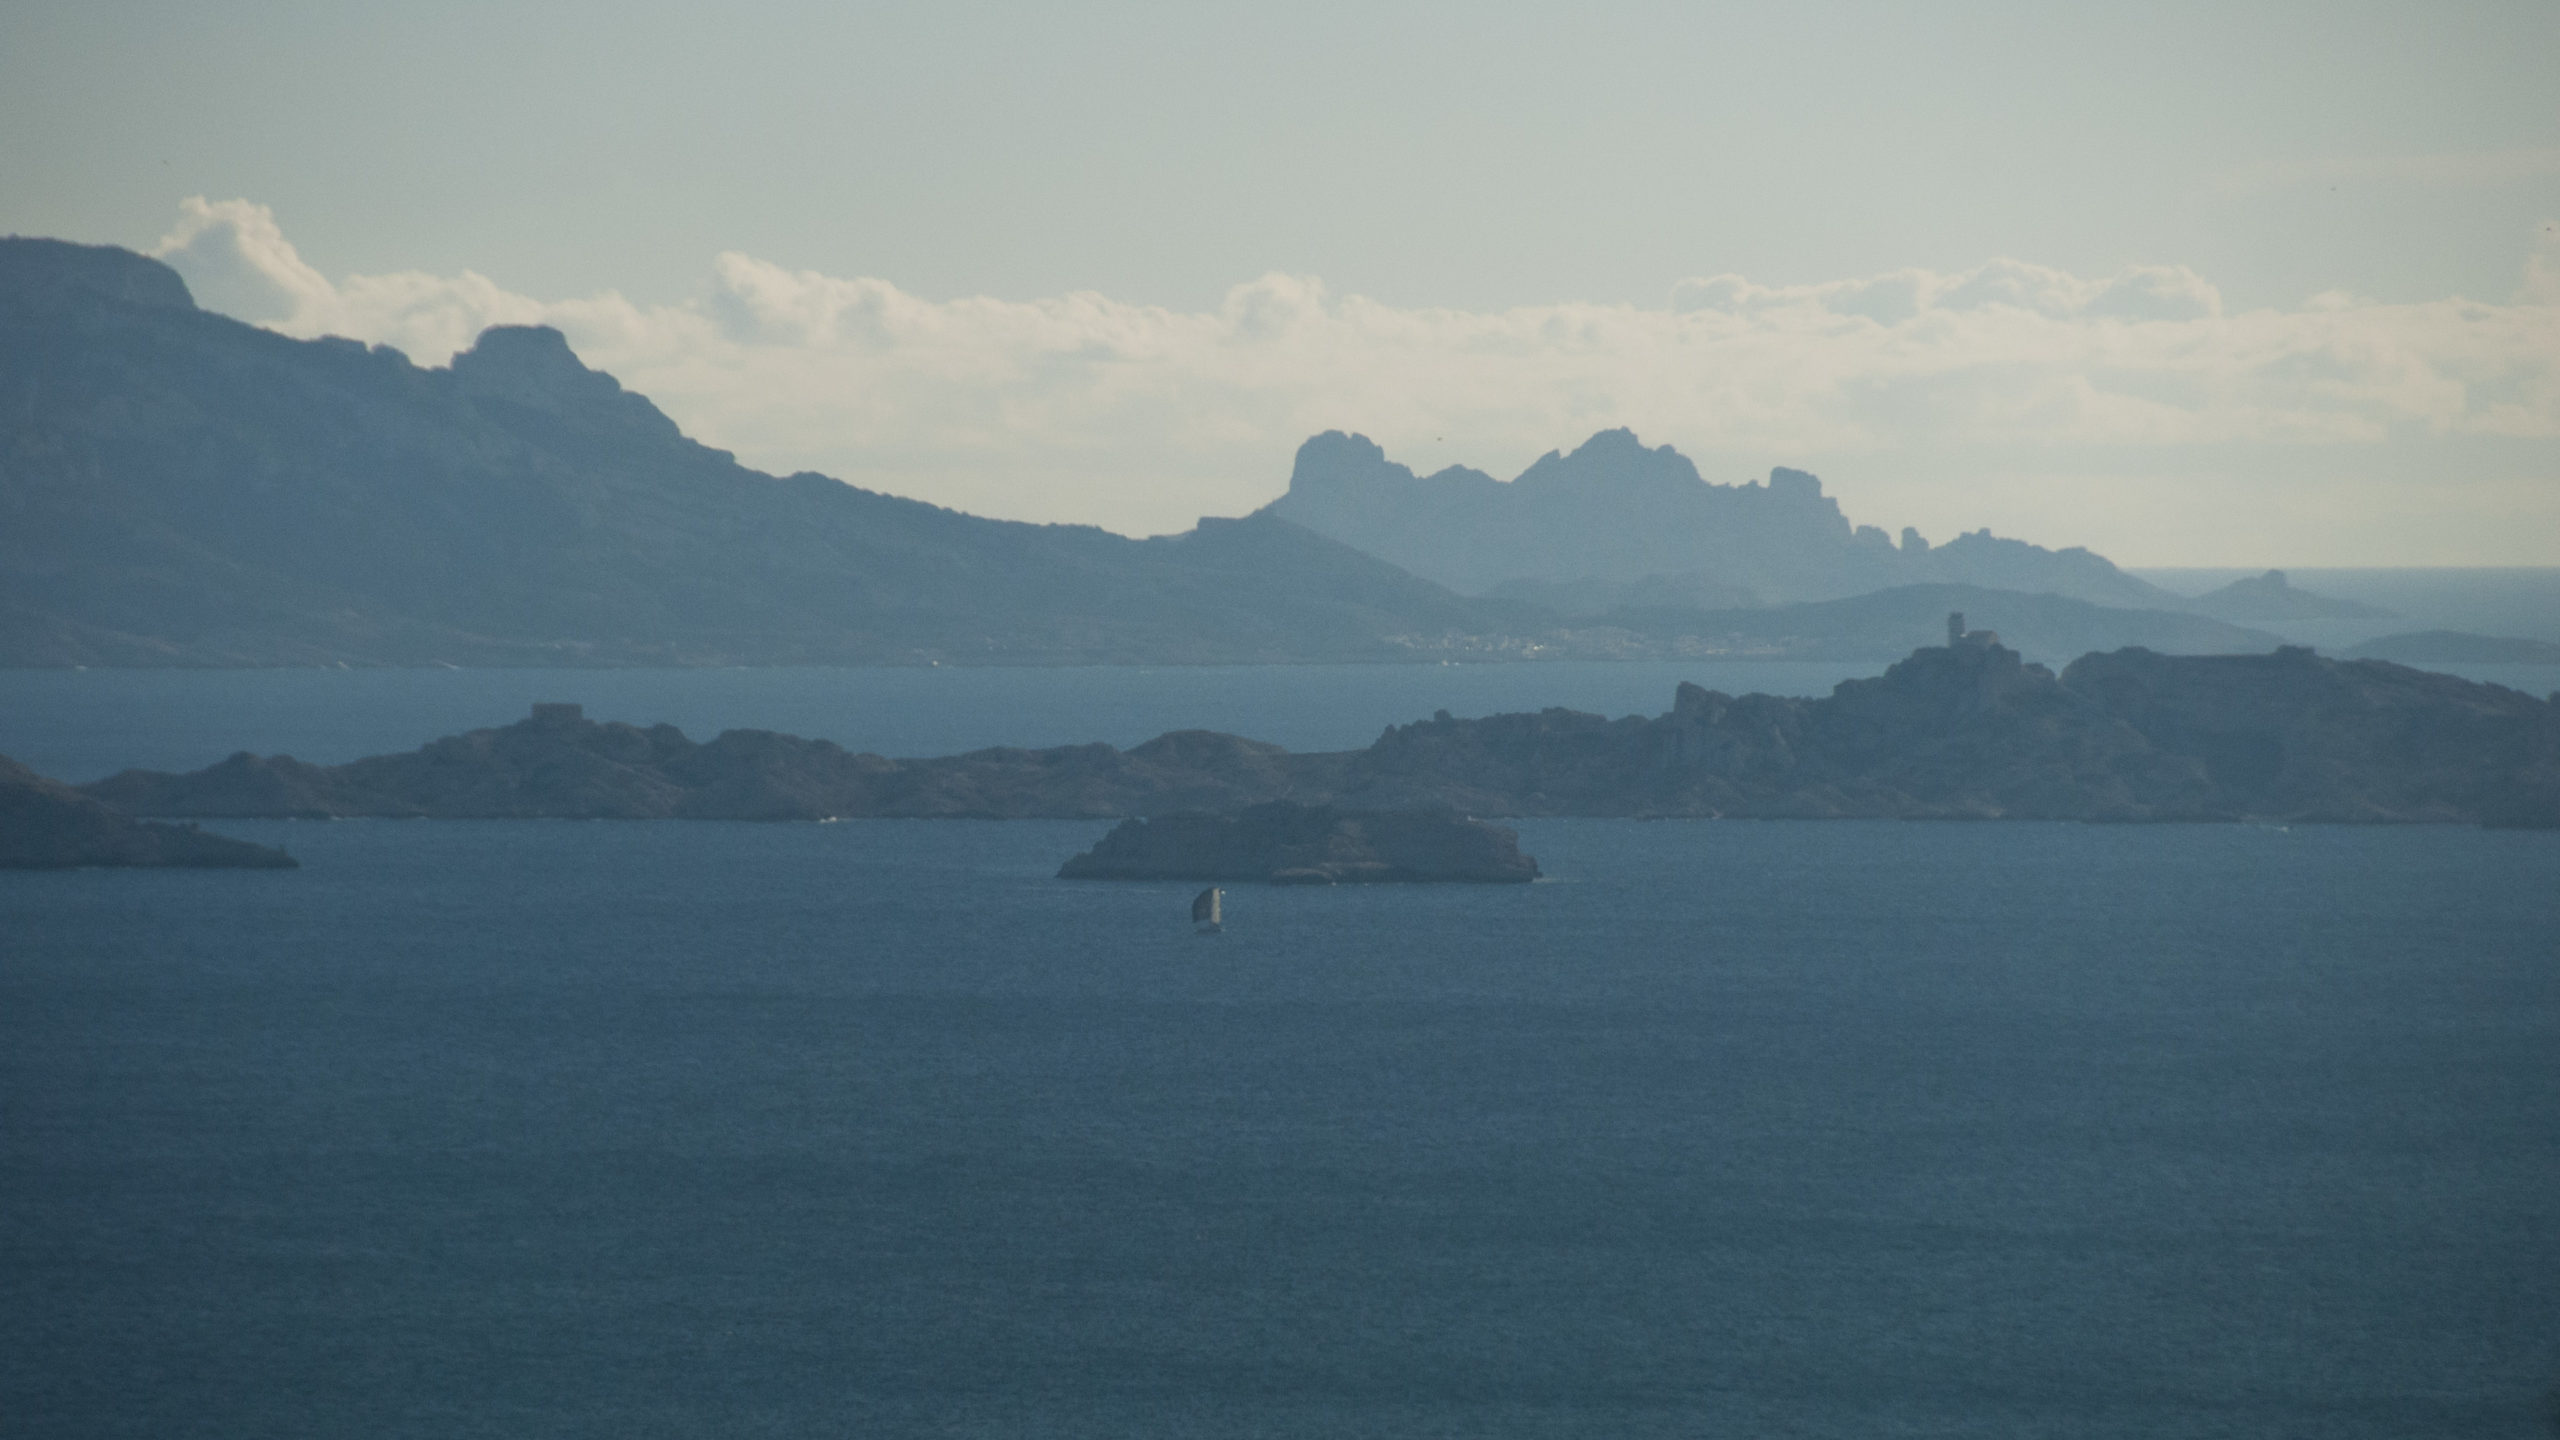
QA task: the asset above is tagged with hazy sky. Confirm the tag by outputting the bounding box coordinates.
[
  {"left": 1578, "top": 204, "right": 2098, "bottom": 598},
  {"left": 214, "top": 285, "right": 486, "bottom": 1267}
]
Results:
[{"left": 5, "top": 1, "right": 2556, "bottom": 563}]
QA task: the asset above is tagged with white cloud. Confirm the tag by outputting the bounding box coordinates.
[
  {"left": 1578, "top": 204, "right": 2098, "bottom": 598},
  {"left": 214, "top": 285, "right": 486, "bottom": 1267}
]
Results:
[
  {"left": 153, "top": 197, "right": 552, "bottom": 363},
  {"left": 1672, "top": 259, "right": 2222, "bottom": 324},
  {"left": 149, "top": 198, "right": 2560, "bottom": 542},
  {"left": 151, "top": 197, "right": 334, "bottom": 323}
]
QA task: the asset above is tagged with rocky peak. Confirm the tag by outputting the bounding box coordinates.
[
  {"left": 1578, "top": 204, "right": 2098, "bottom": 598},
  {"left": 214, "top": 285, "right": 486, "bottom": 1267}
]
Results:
[
  {"left": 1287, "top": 430, "right": 1408, "bottom": 491},
  {"left": 1513, "top": 428, "right": 1705, "bottom": 495},
  {"left": 1767, "top": 466, "right": 1824, "bottom": 501},
  {"left": 1672, "top": 680, "right": 1730, "bottom": 722},
  {"left": 448, "top": 325, "right": 681, "bottom": 439}
]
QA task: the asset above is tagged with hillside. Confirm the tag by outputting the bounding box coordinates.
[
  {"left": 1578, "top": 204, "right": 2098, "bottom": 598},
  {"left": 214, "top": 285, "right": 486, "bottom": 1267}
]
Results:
[
  {"left": 2185, "top": 569, "right": 2392, "bottom": 623},
  {"left": 0, "top": 238, "right": 1532, "bottom": 666}
]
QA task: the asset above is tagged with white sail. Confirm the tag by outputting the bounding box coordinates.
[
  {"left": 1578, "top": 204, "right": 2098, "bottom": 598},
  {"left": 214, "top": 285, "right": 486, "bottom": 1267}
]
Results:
[{"left": 1192, "top": 886, "right": 1222, "bottom": 928}]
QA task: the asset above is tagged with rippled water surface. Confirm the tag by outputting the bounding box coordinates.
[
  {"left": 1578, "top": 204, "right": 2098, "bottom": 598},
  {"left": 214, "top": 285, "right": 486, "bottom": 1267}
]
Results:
[{"left": 6, "top": 815, "right": 2556, "bottom": 1438}]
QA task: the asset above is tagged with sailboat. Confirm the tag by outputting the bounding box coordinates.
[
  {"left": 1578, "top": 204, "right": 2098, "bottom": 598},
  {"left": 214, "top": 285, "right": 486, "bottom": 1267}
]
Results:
[{"left": 1191, "top": 886, "right": 1223, "bottom": 934}]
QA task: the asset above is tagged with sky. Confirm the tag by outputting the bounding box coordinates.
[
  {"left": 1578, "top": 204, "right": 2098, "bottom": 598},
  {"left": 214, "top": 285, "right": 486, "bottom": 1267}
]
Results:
[{"left": 4, "top": 0, "right": 2556, "bottom": 564}]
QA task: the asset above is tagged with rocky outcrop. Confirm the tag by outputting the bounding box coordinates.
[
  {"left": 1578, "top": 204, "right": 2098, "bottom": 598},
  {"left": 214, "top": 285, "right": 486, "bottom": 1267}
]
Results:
[
  {"left": 1, "top": 755, "right": 295, "bottom": 868},
  {"left": 1058, "top": 803, "right": 1538, "bottom": 883},
  {"left": 82, "top": 640, "right": 2560, "bottom": 827}
]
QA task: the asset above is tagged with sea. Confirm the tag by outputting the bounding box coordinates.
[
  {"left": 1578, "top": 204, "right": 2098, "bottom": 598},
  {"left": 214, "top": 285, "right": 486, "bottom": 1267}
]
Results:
[{"left": 5, "top": 663, "right": 2558, "bottom": 1439}]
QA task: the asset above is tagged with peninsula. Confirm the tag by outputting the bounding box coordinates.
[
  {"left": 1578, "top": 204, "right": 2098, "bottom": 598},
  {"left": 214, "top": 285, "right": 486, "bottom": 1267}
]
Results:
[{"left": 2, "top": 755, "right": 296, "bottom": 869}]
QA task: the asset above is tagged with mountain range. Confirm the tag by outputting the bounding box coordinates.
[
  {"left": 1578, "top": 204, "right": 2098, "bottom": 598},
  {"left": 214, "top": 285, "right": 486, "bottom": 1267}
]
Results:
[
  {"left": 1259, "top": 428, "right": 2186, "bottom": 607},
  {"left": 0, "top": 234, "right": 2377, "bottom": 669},
  {"left": 0, "top": 238, "right": 1526, "bottom": 666}
]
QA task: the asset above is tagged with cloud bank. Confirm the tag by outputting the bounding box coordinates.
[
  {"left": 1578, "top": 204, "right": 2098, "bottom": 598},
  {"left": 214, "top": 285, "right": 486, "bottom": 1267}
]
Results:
[{"left": 152, "top": 198, "right": 2560, "bottom": 557}]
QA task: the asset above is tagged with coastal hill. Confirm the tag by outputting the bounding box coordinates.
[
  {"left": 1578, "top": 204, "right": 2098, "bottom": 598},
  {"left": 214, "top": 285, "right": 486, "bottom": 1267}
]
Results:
[
  {"left": 1, "top": 754, "right": 295, "bottom": 868},
  {"left": 2185, "top": 569, "right": 2394, "bottom": 623},
  {"left": 0, "top": 238, "right": 1533, "bottom": 667},
  {"left": 1258, "top": 428, "right": 2185, "bottom": 608},
  {"left": 85, "top": 637, "right": 2560, "bottom": 826}
]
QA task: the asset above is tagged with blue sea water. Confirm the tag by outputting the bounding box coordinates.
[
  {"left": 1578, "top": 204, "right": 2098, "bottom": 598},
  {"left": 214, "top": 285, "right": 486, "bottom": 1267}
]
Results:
[{"left": 4, "top": 672, "right": 2559, "bottom": 1437}]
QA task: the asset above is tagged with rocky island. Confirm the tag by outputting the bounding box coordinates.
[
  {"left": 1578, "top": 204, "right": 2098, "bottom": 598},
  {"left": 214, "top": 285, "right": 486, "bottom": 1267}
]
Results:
[
  {"left": 79, "top": 630, "right": 2560, "bottom": 828},
  {"left": 1058, "top": 803, "right": 1539, "bottom": 884},
  {"left": 2, "top": 755, "right": 296, "bottom": 869}
]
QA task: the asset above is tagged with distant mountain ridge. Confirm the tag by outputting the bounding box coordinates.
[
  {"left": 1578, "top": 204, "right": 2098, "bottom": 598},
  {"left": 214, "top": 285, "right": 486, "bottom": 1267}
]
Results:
[
  {"left": 1259, "top": 429, "right": 2187, "bottom": 609},
  {"left": 0, "top": 237, "right": 1536, "bottom": 666},
  {"left": 0, "top": 234, "right": 2332, "bottom": 671}
]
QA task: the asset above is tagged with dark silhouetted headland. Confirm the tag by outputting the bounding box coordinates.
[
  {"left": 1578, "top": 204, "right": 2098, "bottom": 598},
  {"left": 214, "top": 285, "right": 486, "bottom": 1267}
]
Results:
[{"left": 1, "top": 753, "right": 295, "bottom": 868}]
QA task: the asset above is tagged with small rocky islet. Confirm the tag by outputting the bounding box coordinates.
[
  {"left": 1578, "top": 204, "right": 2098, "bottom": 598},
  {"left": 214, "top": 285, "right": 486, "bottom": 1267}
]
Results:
[{"left": 1057, "top": 803, "right": 1540, "bottom": 885}]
